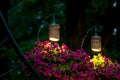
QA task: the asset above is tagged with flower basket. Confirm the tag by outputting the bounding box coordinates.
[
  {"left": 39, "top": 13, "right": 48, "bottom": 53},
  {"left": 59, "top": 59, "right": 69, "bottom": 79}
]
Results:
[{"left": 25, "top": 40, "right": 120, "bottom": 80}]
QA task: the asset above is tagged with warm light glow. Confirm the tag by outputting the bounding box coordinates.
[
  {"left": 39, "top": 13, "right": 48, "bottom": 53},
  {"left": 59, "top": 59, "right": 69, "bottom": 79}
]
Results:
[
  {"left": 91, "top": 48, "right": 101, "bottom": 52},
  {"left": 49, "top": 24, "right": 60, "bottom": 42},
  {"left": 49, "top": 37, "right": 59, "bottom": 42},
  {"left": 91, "top": 36, "right": 101, "bottom": 52}
]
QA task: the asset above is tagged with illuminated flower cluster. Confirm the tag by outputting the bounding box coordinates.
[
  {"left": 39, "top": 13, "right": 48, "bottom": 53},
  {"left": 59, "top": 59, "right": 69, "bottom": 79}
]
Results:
[
  {"left": 25, "top": 40, "right": 120, "bottom": 80},
  {"left": 90, "top": 53, "right": 112, "bottom": 69}
]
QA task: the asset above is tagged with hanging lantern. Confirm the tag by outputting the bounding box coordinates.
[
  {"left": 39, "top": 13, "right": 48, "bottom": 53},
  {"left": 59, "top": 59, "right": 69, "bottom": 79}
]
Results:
[
  {"left": 91, "top": 36, "right": 101, "bottom": 52},
  {"left": 49, "top": 24, "right": 60, "bottom": 42},
  {"left": 49, "top": 14, "right": 60, "bottom": 42}
]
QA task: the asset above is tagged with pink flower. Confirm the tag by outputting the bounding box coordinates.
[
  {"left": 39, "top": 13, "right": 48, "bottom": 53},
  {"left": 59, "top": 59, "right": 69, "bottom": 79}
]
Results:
[
  {"left": 54, "top": 43, "right": 60, "bottom": 48},
  {"left": 105, "top": 68, "right": 111, "bottom": 78},
  {"left": 104, "top": 56, "right": 111, "bottom": 62},
  {"left": 70, "top": 63, "right": 78, "bottom": 70},
  {"left": 89, "top": 62, "right": 94, "bottom": 67},
  {"left": 38, "top": 60, "right": 45, "bottom": 65},
  {"left": 37, "top": 68, "right": 42, "bottom": 73},
  {"left": 52, "top": 71, "right": 59, "bottom": 78},
  {"left": 33, "top": 47, "right": 37, "bottom": 52},
  {"left": 79, "top": 71, "right": 85, "bottom": 77},
  {"left": 87, "top": 71, "right": 94, "bottom": 76},
  {"left": 43, "top": 69, "right": 51, "bottom": 76},
  {"left": 35, "top": 40, "right": 41, "bottom": 46},
  {"left": 57, "top": 69, "right": 62, "bottom": 74},
  {"left": 52, "top": 64, "right": 57, "bottom": 67},
  {"left": 73, "top": 52, "right": 80, "bottom": 60},
  {"left": 60, "top": 75, "right": 67, "bottom": 80},
  {"left": 115, "top": 74, "right": 120, "bottom": 79},
  {"left": 61, "top": 43, "right": 68, "bottom": 50}
]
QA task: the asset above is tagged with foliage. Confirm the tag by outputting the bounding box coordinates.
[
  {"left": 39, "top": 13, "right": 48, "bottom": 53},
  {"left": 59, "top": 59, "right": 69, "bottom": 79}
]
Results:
[
  {"left": 25, "top": 40, "right": 120, "bottom": 80},
  {"left": 8, "top": 0, "right": 66, "bottom": 41},
  {"left": 0, "top": 38, "right": 37, "bottom": 80}
]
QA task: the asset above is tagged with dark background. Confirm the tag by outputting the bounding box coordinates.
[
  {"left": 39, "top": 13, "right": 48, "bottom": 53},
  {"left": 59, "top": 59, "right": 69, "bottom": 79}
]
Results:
[{"left": 0, "top": 0, "right": 120, "bottom": 79}]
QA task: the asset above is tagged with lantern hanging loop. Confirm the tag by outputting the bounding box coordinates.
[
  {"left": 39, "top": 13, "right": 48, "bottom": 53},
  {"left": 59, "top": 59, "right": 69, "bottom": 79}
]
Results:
[
  {"left": 37, "top": 14, "right": 52, "bottom": 40},
  {"left": 81, "top": 26, "right": 94, "bottom": 50}
]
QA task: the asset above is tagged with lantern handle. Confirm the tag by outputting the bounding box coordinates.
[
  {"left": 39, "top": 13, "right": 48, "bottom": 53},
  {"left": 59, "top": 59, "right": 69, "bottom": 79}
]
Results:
[
  {"left": 81, "top": 26, "right": 99, "bottom": 50},
  {"left": 37, "top": 14, "right": 52, "bottom": 40},
  {"left": 37, "top": 13, "right": 58, "bottom": 40},
  {"left": 81, "top": 26, "right": 94, "bottom": 50}
]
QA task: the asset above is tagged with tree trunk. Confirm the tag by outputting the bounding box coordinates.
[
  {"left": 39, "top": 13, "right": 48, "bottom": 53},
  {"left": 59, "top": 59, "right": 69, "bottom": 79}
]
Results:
[
  {"left": 116, "top": 0, "right": 120, "bottom": 53},
  {"left": 101, "top": 1, "right": 120, "bottom": 53},
  {"left": 66, "top": 0, "right": 91, "bottom": 50}
]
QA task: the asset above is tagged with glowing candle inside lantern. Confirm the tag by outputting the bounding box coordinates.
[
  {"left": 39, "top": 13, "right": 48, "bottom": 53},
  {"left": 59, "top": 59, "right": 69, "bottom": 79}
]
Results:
[
  {"left": 91, "top": 36, "right": 101, "bottom": 52},
  {"left": 49, "top": 24, "right": 60, "bottom": 42}
]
